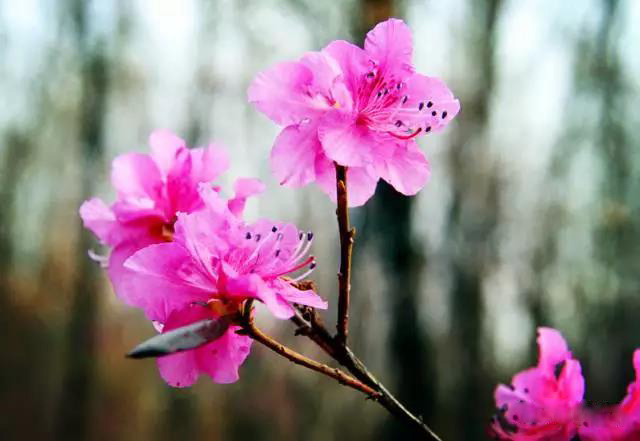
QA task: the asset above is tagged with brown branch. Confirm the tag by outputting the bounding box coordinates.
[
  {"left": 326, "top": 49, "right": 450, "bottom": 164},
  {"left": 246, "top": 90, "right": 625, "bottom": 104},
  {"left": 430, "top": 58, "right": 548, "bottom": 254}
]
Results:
[
  {"left": 290, "top": 302, "right": 442, "bottom": 441},
  {"left": 335, "top": 163, "right": 355, "bottom": 346},
  {"left": 240, "top": 301, "right": 379, "bottom": 399}
]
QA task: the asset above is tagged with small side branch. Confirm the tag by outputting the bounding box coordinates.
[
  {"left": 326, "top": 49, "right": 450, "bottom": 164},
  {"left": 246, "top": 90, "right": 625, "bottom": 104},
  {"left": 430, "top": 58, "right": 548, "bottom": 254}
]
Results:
[
  {"left": 335, "top": 163, "right": 354, "bottom": 346},
  {"left": 240, "top": 301, "right": 378, "bottom": 399}
]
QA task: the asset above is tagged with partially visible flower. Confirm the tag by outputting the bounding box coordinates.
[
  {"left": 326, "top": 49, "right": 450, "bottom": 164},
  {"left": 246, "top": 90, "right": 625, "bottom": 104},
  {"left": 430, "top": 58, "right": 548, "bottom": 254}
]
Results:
[
  {"left": 79, "top": 130, "right": 260, "bottom": 309},
  {"left": 249, "top": 18, "right": 459, "bottom": 206},
  {"left": 491, "top": 329, "right": 640, "bottom": 441},
  {"left": 491, "top": 328, "right": 584, "bottom": 440},
  {"left": 578, "top": 350, "right": 640, "bottom": 441},
  {"left": 122, "top": 185, "right": 327, "bottom": 386}
]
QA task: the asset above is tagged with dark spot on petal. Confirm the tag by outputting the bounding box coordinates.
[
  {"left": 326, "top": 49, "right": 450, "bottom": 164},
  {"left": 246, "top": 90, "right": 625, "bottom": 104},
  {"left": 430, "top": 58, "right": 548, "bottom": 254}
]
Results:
[{"left": 554, "top": 360, "right": 566, "bottom": 380}]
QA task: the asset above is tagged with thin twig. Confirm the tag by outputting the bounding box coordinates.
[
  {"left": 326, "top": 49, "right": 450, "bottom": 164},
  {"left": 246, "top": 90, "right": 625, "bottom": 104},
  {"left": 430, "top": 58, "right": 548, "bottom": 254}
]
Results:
[
  {"left": 335, "top": 163, "right": 354, "bottom": 346},
  {"left": 290, "top": 301, "right": 443, "bottom": 441},
  {"left": 240, "top": 300, "right": 379, "bottom": 399}
]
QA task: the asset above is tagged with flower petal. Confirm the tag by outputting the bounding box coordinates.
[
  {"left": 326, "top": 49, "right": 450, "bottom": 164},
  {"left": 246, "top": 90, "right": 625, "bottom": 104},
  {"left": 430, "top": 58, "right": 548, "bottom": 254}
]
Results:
[
  {"left": 225, "top": 274, "right": 295, "bottom": 319},
  {"left": 111, "top": 152, "right": 163, "bottom": 201},
  {"left": 364, "top": 18, "right": 414, "bottom": 77},
  {"left": 269, "top": 122, "right": 320, "bottom": 187},
  {"left": 149, "top": 129, "right": 186, "bottom": 176},
  {"left": 323, "top": 40, "right": 370, "bottom": 98},
  {"left": 316, "top": 160, "right": 378, "bottom": 207},
  {"left": 272, "top": 279, "right": 328, "bottom": 309},
  {"left": 227, "top": 178, "right": 266, "bottom": 217},
  {"left": 318, "top": 111, "right": 374, "bottom": 167},
  {"left": 374, "top": 141, "right": 430, "bottom": 196},
  {"left": 190, "top": 143, "right": 230, "bottom": 184},
  {"left": 248, "top": 61, "right": 319, "bottom": 126},
  {"left": 121, "top": 242, "right": 212, "bottom": 321},
  {"left": 196, "top": 324, "right": 252, "bottom": 384},
  {"left": 79, "top": 198, "right": 117, "bottom": 244}
]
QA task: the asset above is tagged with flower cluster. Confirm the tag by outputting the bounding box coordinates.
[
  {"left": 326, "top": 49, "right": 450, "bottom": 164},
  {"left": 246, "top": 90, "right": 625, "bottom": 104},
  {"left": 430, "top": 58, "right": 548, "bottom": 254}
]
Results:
[
  {"left": 491, "top": 328, "right": 640, "bottom": 441},
  {"left": 80, "top": 18, "right": 458, "bottom": 388},
  {"left": 80, "top": 130, "right": 325, "bottom": 386}
]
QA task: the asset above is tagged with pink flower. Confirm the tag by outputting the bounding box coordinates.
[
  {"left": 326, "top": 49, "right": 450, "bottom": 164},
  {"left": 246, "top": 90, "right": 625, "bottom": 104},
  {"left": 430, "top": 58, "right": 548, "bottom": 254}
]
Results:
[
  {"left": 491, "top": 328, "right": 584, "bottom": 440},
  {"left": 79, "top": 130, "right": 261, "bottom": 308},
  {"left": 491, "top": 329, "right": 640, "bottom": 441},
  {"left": 249, "top": 18, "right": 459, "bottom": 206},
  {"left": 122, "top": 185, "right": 327, "bottom": 386}
]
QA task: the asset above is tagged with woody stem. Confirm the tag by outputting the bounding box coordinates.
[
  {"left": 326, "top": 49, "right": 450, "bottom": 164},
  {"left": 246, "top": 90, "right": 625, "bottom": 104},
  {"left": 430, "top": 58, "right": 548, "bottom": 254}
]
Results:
[
  {"left": 240, "top": 300, "right": 379, "bottom": 399},
  {"left": 335, "top": 163, "right": 354, "bottom": 347}
]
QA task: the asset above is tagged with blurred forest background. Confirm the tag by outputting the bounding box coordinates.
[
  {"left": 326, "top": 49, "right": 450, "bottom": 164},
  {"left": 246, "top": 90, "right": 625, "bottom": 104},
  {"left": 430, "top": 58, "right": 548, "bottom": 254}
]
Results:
[{"left": 1, "top": 0, "right": 639, "bottom": 440}]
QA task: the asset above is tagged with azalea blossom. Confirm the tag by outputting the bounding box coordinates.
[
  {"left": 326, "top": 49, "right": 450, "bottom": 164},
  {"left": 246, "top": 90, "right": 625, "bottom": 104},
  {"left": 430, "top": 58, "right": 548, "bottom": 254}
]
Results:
[
  {"left": 122, "top": 185, "right": 327, "bottom": 386},
  {"left": 249, "top": 18, "right": 459, "bottom": 206},
  {"left": 491, "top": 328, "right": 640, "bottom": 441},
  {"left": 79, "top": 130, "right": 261, "bottom": 308}
]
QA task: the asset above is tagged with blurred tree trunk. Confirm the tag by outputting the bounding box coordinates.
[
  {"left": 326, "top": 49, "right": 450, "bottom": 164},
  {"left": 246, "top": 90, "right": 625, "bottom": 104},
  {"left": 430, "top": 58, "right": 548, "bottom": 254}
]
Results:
[
  {"left": 445, "top": 1, "right": 502, "bottom": 439},
  {"left": 583, "top": 0, "right": 639, "bottom": 404},
  {"left": 355, "top": 1, "right": 439, "bottom": 439},
  {"left": 55, "top": 1, "right": 109, "bottom": 439}
]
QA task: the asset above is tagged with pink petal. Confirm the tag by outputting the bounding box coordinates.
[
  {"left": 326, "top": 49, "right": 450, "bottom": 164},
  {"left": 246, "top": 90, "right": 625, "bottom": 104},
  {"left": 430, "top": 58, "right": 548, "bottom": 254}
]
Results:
[
  {"left": 227, "top": 178, "right": 266, "bottom": 217},
  {"left": 316, "top": 160, "right": 378, "bottom": 207},
  {"left": 225, "top": 274, "right": 295, "bottom": 319},
  {"left": 111, "top": 152, "right": 163, "bottom": 201},
  {"left": 156, "top": 305, "right": 211, "bottom": 387},
  {"left": 318, "top": 111, "right": 375, "bottom": 167},
  {"left": 79, "top": 198, "right": 117, "bottom": 244},
  {"left": 364, "top": 18, "right": 414, "bottom": 78},
  {"left": 196, "top": 324, "right": 252, "bottom": 384},
  {"left": 248, "top": 61, "right": 319, "bottom": 126},
  {"left": 374, "top": 141, "right": 430, "bottom": 196},
  {"left": 402, "top": 73, "right": 460, "bottom": 133},
  {"left": 269, "top": 122, "right": 321, "bottom": 187},
  {"left": 120, "top": 243, "right": 212, "bottom": 322},
  {"left": 189, "top": 143, "right": 230, "bottom": 184},
  {"left": 537, "top": 327, "right": 572, "bottom": 373},
  {"left": 166, "top": 147, "right": 195, "bottom": 213},
  {"left": 323, "top": 40, "right": 370, "bottom": 98},
  {"left": 272, "top": 279, "right": 328, "bottom": 309},
  {"left": 149, "top": 129, "right": 186, "bottom": 176},
  {"left": 157, "top": 305, "right": 253, "bottom": 387}
]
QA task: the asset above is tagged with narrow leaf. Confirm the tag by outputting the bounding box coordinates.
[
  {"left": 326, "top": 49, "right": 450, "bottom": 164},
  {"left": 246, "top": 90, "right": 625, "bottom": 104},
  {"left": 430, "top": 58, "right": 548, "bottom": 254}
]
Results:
[{"left": 127, "top": 316, "right": 232, "bottom": 359}]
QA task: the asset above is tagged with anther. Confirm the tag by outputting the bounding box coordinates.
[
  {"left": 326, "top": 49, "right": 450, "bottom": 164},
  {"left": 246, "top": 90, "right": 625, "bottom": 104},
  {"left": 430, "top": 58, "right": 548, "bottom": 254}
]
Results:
[
  {"left": 431, "top": 111, "right": 437, "bottom": 116},
  {"left": 245, "top": 232, "right": 252, "bottom": 240},
  {"left": 306, "top": 232, "right": 314, "bottom": 241},
  {"left": 425, "top": 126, "right": 431, "bottom": 133},
  {"left": 255, "top": 234, "right": 261, "bottom": 241},
  {"left": 442, "top": 111, "right": 448, "bottom": 119},
  {"left": 298, "top": 232, "right": 303, "bottom": 240},
  {"left": 395, "top": 120, "right": 403, "bottom": 127},
  {"left": 427, "top": 101, "right": 433, "bottom": 108},
  {"left": 418, "top": 102, "right": 424, "bottom": 110},
  {"left": 275, "top": 249, "right": 281, "bottom": 257},
  {"left": 402, "top": 96, "right": 408, "bottom": 104},
  {"left": 271, "top": 226, "right": 278, "bottom": 233}
]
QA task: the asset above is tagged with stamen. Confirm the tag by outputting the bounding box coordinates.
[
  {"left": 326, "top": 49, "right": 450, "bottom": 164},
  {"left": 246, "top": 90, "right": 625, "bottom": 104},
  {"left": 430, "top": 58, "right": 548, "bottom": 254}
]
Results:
[
  {"left": 427, "top": 101, "right": 433, "bottom": 108},
  {"left": 425, "top": 126, "right": 432, "bottom": 133},
  {"left": 431, "top": 111, "right": 437, "bottom": 117},
  {"left": 390, "top": 127, "right": 423, "bottom": 140},
  {"left": 418, "top": 102, "right": 424, "bottom": 111},
  {"left": 271, "top": 226, "right": 278, "bottom": 232},
  {"left": 291, "top": 262, "right": 317, "bottom": 282},
  {"left": 264, "top": 255, "right": 315, "bottom": 279},
  {"left": 245, "top": 232, "right": 252, "bottom": 240},
  {"left": 442, "top": 111, "right": 448, "bottom": 119}
]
